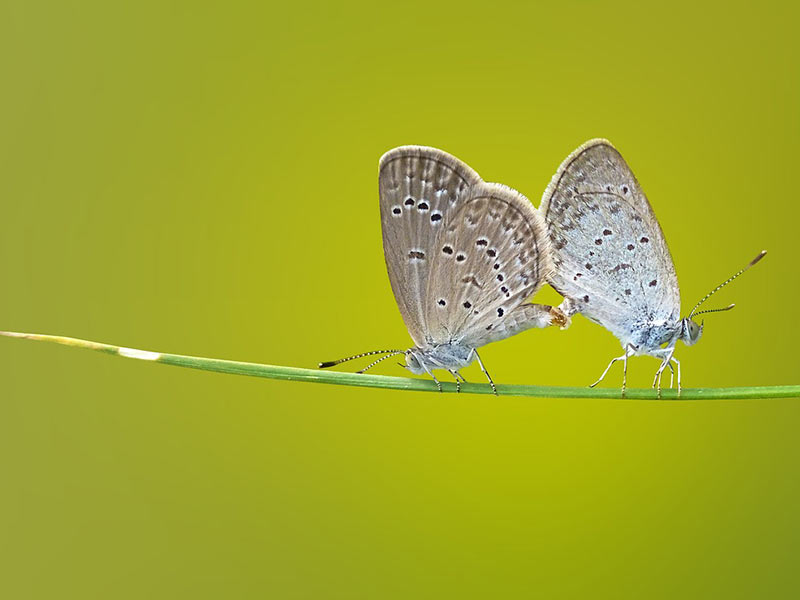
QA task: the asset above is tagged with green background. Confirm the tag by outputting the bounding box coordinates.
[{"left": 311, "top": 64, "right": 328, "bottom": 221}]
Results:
[{"left": 2, "top": 0, "right": 798, "bottom": 597}]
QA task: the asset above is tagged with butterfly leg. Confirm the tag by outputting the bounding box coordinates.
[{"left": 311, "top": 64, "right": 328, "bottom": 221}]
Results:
[
  {"left": 652, "top": 362, "right": 664, "bottom": 398},
  {"left": 666, "top": 362, "right": 675, "bottom": 389},
  {"left": 651, "top": 348, "right": 675, "bottom": 399},
  {"left": 591, "top": 345, "right": 635, "bottom": 396},
  {"left": 448, "top": 369, "right": 462, "bottom": 393},
  {"left": 471, "top": 349, "right": 497, "bottom": 396},
  {"left": 417, "top": 363, "right": 442, "bottom": 392},
  {"left": 428, "top": 371, "right": 443, "bottom": 392},
  {"left": 622, "top": 346, "right": 630, "bottom": 397},
  {"left": 590, "top": 351, "right": 627, "bottom": 389},
  {"left": 670, "top": 356, "right": 682, "bottom": 396}
]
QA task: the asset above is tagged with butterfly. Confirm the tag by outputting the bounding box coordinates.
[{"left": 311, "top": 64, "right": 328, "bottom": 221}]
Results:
[
  {"left": 540, "top": 138, "right": 765, "bottom": 396},
  {"left": 320, "top": 146, "right": 569, "bottom": 393}
]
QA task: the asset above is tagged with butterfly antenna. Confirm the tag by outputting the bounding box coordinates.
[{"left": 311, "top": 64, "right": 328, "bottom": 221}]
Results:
[
  {"left": 692, "top": 303, "right": 736, "bottom": 317},
  {"left": 356, "top": 351, "right": 405, "bottom": 374},
  {"left": 688, "top": 251, "right": 766, "bottom": 319},
  {"left": 318, "top": 349, "right": 404, "bottom": 369}
]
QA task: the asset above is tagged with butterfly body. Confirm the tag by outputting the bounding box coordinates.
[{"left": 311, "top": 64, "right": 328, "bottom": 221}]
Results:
[
  {"left": 404, "top": 343, "right": 474, "bottom": 375},
  {"left": 627, "top": 323, "right": 676, "bottom": 354},
  {"left": 405, "top": 298, "right": 565, "bottom": 375},
  {"left": 542, "top": 139, "right": 760, "bottom": 395},
  {"left": 321, "top": 146, "right": 568, "bottom": 393}
]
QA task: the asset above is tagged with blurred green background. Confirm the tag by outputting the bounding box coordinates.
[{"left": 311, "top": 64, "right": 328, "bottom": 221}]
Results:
[{"left": 1, "top": 0, "right": 798, "bottom": 597}]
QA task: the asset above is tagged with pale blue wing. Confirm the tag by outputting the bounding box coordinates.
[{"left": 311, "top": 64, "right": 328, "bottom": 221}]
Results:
[{"left": 539, "top": 139, "right": 680, "bottom": 345}]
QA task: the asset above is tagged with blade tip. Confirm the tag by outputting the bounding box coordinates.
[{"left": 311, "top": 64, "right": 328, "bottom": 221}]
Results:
[{"left": 0, "top": 331, "right": 26, "bottom": 338}]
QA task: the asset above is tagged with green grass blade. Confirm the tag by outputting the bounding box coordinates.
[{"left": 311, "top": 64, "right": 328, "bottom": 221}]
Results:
[{"left": 2, "top": 330, "right": 798, "bottom": 400}]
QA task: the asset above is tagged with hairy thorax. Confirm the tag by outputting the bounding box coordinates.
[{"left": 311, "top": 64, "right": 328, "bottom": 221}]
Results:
[
  {"left": 407, "top": 343, "right": 475, "bottom": 374},
  {"left": 626, "top": 320, "right": 680, "bottom": 355}
]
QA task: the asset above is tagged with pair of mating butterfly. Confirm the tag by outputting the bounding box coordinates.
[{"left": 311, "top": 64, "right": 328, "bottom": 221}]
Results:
[{"left": 321, "top": 139, "right": 765, "bottom": 396}]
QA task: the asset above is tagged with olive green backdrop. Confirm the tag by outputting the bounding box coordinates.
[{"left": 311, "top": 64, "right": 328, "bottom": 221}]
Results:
[{"left": 1, "top": 0, "right": 798, "bottom": 598}]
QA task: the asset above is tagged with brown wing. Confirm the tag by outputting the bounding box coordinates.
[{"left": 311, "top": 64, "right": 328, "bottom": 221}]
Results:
[
  {"left": 424, "top": 183, "right": 552, "bottom": 347},
  {"left": 378, "top": 146, "right": 482, "bottom": 346}
]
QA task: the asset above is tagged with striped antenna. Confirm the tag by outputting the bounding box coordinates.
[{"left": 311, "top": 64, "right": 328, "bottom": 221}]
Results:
[
  {"left": 356, "top": 351, "right": 405, "bottom": 374},
  {"left": 692, "top": 303, "right": 736, "bottom": 318},
  {"left": 688, "top": 251, "right": 766, "bottom": 318},
  {"left": 319, "top": 349, "right": 404, "bottom": 369}
]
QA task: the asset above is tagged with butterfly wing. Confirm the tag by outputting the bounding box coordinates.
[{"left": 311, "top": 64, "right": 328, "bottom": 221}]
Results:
[
  {"left": 425, "top": 182, "right": 553, "bottom": 347},
  {"left": 379, "top": 146, "right": 482, "bottom": 346},
  {"left": 539, "top": 139, "right": 680, "bottom": 343}
]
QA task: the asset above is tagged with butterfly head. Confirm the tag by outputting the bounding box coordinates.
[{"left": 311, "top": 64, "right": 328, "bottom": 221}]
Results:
[
  {"left": 404, "top": 349, "right": 426, "bottom": 374},
  {"left": 679, "top": 317, "right": 704, "bottom": 346}
]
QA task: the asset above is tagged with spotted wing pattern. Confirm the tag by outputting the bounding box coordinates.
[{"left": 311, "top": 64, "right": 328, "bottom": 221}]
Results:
[
  {"left": 425, "top": 183, "right": 552, "bottom": 347},
  {"left": 539, "top": 139, "right": 680, "bottom": 344},
  {"left": 379, "top": 146, "right": 482, "bottom": 346}
]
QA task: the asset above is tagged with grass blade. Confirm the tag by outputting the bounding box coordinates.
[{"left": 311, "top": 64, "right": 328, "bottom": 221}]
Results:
[{"left": 2, "top": 331, "right": 797, "bottom": 400}]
